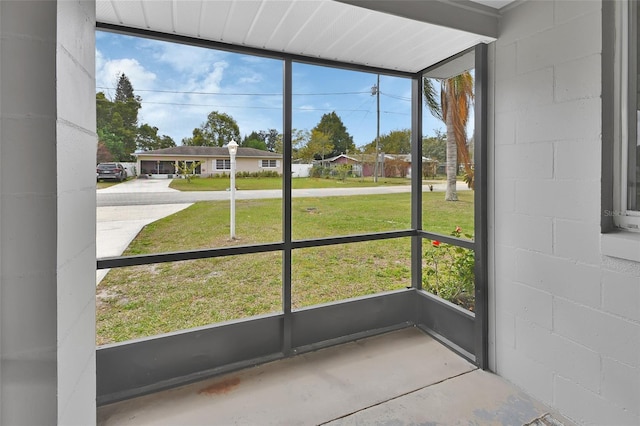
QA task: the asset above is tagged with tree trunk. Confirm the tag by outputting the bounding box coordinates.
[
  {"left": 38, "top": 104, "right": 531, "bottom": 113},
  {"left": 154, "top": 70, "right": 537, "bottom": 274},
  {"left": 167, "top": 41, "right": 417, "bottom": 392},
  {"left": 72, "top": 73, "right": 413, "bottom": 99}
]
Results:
[{"left": 445, "top": 89, "right": 458, "bottom": 201}]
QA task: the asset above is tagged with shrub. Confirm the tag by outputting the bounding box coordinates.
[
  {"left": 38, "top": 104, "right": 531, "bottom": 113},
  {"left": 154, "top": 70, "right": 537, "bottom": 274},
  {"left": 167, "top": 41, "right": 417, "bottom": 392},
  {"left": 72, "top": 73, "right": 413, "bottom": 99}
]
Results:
[
  {"left": 423, "top": 226, "right": 475, "bottom": 311},
  {"left": 309, "top": 165, "right": 327, "bottom": 178}
]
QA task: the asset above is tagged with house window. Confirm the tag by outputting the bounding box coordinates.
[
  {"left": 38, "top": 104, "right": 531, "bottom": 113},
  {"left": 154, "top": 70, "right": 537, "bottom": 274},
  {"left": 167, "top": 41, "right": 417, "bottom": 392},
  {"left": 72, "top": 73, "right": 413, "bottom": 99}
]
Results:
[
  {"left": 261, "top": 159, "right": 277, "bottom": 168},
  {"left": 216, "top": 159, "right": 231, "bottom": 170},
  {"left": 613, "top": 1, "right": 640, "bottom": 231}
]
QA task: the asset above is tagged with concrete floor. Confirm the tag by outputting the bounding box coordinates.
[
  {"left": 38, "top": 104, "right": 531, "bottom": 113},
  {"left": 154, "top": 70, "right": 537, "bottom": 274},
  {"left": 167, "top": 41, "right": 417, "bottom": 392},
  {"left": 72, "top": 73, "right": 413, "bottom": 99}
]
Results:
[{"left": 97, "top": 328, "right": 573, "bottom": 425}]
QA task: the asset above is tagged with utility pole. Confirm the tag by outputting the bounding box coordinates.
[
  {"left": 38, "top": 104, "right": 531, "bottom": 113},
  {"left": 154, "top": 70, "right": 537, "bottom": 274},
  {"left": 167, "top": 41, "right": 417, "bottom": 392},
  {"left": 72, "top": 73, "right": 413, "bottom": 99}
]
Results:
[{"left": 371, "top": 75, "right": 380, "bottom": 183}]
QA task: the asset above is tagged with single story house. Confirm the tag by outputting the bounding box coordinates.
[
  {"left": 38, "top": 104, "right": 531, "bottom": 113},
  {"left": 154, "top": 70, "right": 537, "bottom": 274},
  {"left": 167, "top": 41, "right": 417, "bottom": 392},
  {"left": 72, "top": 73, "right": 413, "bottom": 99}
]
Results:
[
  {"left": 318, "top": 153, "right": 438, "bottom": 178},
  {"left": 134, "top": 145, "right": 283, "bottom": 177}
]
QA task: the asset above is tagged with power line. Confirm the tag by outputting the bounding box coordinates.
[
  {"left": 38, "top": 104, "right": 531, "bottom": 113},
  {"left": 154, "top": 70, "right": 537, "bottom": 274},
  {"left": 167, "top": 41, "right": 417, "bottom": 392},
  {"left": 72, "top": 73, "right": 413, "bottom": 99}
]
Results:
[
  {"left": 381, "top": 92, "right": 411, "bottom": 101},
  {"left": 96, "top": 86, "right": 370, "bottom": 97},
  {"left": 96, "top": 96, "right": 409, "bottom": 115}
]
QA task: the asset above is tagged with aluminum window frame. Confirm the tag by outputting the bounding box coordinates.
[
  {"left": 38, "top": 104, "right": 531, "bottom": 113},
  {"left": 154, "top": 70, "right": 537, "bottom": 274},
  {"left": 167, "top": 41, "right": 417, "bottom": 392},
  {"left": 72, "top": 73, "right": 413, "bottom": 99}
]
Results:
[
  {"left": 261, "top": 159, "right": 277, "bottom": 168},
  {"left": 95, "top": 23, "right": 489, "bottom": 403},
  {"left": 610, "top": 0, "right": 640, "bottom": 231},
  {"left": 215, "top": 159, "right": 231, "bottom": 170}
]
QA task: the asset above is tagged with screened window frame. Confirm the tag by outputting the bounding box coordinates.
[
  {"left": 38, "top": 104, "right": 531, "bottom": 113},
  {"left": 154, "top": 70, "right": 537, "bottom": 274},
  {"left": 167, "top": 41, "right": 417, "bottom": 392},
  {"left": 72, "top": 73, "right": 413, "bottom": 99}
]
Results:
[{"left": 95, "top": 24, "right": 489, "bottom": 370}]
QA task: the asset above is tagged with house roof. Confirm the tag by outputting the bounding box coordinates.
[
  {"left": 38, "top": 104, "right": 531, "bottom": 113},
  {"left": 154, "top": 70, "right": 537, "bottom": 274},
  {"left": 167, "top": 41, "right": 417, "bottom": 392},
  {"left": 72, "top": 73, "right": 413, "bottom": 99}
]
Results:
[
  {"left": 319, "top": 153, "right": 436, "bottom": 163},
  {"left": 135, "top": 146, "right": 281, "bottom": 158},
  {"left": 322, "top": 154, "right": 360, "bottom": 163}
]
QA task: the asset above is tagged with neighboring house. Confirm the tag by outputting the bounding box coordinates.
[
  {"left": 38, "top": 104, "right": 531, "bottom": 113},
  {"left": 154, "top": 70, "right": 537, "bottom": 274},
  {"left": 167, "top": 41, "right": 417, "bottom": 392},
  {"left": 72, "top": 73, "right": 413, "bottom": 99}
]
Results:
[
  {"left": 316, "top": 154, "right": 362, "bottom": 175},
  {"left": 317, "top": 153, "right": 437, "bottom": 178},
  {"left": 385, "top": 154, "right": 438, "bottom": 179},
  {"left": 134, "top": 146, "right": 282, "bottom": 177}
]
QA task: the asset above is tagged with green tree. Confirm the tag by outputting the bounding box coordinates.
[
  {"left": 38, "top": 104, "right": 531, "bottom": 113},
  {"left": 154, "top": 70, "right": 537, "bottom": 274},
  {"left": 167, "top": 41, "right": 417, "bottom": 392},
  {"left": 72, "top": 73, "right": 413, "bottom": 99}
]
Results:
[
  {"left": 424, "top": 72, "right": 474, "bottom": 200},
  {"left": 290, "top": 129, "right": 309, "bottom": 159},
  {"left": 272, "top": 128, "right": 306, "bottom": 157},
  {"left": 97, "top": 128, "right": 126, "bottom": 162},
  {"left": 183, "top": 111, "right": 240, "bottom": 147},
  {"left": 96, "top": 92, "right": 113, "bottom": 130},
  {"left": 422, "top": 130, "right": 447, "bottom": 163},
  {"left": 363, "top": 129, "right": 411, "bottom": 154},
  {"left": 242, "top": 131, "right": 268, "bottom": 150},
  {"left": 137, "top": 124, "right": 176, "bottom": 151},
  {"left": 182, "top": 128, "right": 206, "bottom": 146},
  {"left": 96, "top": 140, "right": 113, "bottom": 163},
  {"left": 312, "top": 111, "right": 354, "bottom": 158},
  {"left": 95, "top": 73, "right": 141, "bottom": 161},
  {"left": 298, "top": 130, "right": 333, "bottom": 163},
  {"left": 243, "top": 138, "right": 268, "bottom": 150},
  {"left": 265, "top": 128, "right": 280, "bottom": 152},
  {"left": 113, "top": 73, "right": 141, "bottom": 159},
  {"left": 175, "top": 161, "right": 202, "bottom": 183},
  {"left": 114, "top": 73, "right": 135, "bottom": 102}
]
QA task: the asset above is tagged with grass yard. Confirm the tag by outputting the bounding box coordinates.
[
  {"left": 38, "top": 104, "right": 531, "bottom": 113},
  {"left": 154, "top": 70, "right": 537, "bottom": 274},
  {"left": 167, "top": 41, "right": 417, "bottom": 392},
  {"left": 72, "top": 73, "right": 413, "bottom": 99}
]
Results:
[
  {"left": 96, "top": 191, "right": 475, "bottom": 345},
  {"left": 97, "top": 177, "right": 134, "bottom": 189},
  {"left": 97, "top": 180, "right": 122, "bottom": 189},
  {"left": 169, "top": 176, "right": 411, "bottom": 191}
]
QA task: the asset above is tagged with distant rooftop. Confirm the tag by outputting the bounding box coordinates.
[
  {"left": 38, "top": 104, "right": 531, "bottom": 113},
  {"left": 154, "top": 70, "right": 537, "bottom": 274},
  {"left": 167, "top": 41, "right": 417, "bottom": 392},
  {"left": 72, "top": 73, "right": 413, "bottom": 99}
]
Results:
[{"left": 135, "top": 146, "right": 281, "bottom": 158}]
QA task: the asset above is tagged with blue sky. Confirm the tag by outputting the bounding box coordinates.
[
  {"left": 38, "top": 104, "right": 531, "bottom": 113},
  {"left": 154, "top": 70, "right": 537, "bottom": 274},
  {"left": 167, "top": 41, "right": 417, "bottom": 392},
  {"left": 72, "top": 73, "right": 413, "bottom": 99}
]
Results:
[{"left": 96, "top": 31, "right": 445, "bottom": 148}]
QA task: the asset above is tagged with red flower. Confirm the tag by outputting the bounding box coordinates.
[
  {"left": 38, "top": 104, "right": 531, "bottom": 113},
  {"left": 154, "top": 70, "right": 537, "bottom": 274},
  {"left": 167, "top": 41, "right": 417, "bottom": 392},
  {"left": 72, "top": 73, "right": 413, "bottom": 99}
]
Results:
[
  {"left": 432, "top": 240, "right": 440, "bottom": 247},
  {"left": 455, "top": 226, "right": 462, "bottom": 233}
]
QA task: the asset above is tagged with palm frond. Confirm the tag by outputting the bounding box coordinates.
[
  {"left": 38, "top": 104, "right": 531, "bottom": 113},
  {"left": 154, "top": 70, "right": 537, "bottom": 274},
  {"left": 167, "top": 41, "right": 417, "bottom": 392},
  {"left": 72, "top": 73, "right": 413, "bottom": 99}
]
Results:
[{"left": 422, "top": 77, "right": 443, "bottom": 122}]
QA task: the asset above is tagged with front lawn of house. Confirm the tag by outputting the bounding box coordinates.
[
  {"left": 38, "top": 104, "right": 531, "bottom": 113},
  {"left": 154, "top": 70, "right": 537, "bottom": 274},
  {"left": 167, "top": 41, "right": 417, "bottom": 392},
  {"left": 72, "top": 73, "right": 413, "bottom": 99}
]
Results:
[
  {"left": 96, "top": 191, "right": 474, "bottom": 345},
  {"left": 169, "top": 176, "right": 412, "bottom": 191}
]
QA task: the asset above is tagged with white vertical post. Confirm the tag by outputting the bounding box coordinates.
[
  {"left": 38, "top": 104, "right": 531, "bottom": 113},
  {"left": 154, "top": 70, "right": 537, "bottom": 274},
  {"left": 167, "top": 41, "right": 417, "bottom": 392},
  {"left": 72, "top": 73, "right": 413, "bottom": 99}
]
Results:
[{"left": 227, "top": 140, "right": 238, "bottom": 240}]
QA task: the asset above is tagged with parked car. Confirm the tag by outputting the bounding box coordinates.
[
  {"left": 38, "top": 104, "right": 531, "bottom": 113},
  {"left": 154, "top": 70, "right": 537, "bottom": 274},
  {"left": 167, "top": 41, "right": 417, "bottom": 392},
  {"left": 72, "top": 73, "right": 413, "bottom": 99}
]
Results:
[{"left": 97, "top": 163, "right": 127, "bottom": 182}]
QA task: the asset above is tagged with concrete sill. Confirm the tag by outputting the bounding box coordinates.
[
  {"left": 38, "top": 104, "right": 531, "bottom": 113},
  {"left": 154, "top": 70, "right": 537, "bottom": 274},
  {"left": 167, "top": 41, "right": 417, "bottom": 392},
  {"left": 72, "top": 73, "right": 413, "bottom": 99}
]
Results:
[{"left": 601, "top": 231, "right": 640, "bottom": 263}]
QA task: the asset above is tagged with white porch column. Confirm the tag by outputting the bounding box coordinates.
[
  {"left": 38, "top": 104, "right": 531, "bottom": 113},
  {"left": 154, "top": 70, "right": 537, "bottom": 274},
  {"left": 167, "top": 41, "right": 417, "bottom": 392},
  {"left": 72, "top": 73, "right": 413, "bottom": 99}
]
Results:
[{"left": 0, "top": 1, "right": 97, "bottom": 424}]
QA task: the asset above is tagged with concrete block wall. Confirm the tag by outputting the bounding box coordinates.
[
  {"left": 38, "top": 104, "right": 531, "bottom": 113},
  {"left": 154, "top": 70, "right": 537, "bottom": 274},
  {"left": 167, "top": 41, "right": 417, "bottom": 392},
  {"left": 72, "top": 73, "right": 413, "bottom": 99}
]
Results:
[
  {"left": 56, "top": 0, "right": 97, "bottom": 423},
  {"left": 0, "top": 1, "right": 96, "bottom": 424},
  {"left": 489, "top": 1, "right": 640, "bottom": 425}
]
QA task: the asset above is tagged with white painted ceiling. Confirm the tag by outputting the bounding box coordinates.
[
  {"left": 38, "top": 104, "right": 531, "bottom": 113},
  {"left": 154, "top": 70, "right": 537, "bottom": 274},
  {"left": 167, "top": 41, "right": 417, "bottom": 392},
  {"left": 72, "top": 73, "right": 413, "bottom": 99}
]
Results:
[
  {"left": 470, "top": 0, "right": 515, "bottom": 9},
  {"left": 96, "top": 0, "right": 508, "bottom": 74}
]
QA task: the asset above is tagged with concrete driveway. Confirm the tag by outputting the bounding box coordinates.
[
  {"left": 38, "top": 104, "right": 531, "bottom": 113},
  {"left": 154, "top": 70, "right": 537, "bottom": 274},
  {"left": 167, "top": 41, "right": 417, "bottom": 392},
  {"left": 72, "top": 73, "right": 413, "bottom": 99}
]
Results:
[
  {"left": 98, "top": 177, "right": 179, "bottom": 193},
  {"left": 97, "top": 179, "right": 192, "bottom": 284}
]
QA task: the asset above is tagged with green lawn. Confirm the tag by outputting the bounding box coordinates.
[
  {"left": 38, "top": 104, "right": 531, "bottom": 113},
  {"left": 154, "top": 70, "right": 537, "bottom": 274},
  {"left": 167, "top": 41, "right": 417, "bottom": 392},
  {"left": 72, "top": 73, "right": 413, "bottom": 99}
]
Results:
[
  {"left": 97, "top": 191, "right": 475, "bottom": 345},
  {"left": 169, "top": 176, "right": 411, "bottom": 191},
  {"left": 97, "top": 180, "right": 121, "bottom": 189},
  {"left": 97, "top": 177, "right": 133, "bottom": 189}
]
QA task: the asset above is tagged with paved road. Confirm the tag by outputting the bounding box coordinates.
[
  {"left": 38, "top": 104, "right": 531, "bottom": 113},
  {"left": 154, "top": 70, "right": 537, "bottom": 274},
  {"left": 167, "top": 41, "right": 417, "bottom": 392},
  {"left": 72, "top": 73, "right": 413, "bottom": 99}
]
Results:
[
  {"left": 97, "top": 178, "right": 468, "bottom": 206},
  {"left": 96, "top": 178, "right": 469, "bottom": 285}
]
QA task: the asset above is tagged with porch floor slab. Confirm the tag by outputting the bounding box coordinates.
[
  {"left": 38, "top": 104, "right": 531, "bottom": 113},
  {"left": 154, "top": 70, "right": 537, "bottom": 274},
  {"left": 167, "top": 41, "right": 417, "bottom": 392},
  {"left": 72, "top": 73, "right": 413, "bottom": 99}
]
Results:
[{"left": 97, "top": 328, "right": 573, "bottom": 425}]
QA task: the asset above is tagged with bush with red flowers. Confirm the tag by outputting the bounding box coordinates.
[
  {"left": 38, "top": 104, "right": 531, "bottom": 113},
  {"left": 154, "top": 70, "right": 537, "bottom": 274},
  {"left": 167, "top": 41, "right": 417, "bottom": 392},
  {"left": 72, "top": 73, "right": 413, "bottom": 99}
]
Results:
[{"left": 423, "top": 226, "right": 475, "bottom": 311}]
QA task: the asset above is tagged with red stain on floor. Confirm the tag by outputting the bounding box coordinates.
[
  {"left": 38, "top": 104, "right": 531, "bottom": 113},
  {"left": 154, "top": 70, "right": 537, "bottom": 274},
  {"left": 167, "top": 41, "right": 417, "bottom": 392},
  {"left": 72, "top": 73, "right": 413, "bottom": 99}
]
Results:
[{"left": 198, "top": 377, "right": 241, "bottom": 395}]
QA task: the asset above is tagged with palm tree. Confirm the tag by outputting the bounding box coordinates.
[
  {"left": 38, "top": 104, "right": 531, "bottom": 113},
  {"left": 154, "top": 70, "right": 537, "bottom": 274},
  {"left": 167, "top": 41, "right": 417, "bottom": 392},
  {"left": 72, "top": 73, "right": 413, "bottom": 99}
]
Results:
[{"left": 423, "top": 72, "right": 474, "bottom": 201}]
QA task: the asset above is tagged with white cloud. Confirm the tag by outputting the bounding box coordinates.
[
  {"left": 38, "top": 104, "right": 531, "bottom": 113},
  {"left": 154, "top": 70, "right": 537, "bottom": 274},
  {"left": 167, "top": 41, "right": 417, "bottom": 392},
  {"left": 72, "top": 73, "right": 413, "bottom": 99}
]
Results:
[
  {"left": 145, "top": 39, "right": 223, "bottom": 76},
  {"left": 237, "top": 72, "right": 263, "bottom": 85},
  {"left": 199, "top": 61, "right": 228, "bottom": 93},
  {"left": 96, "top": 54, "right": 157, "bottom": 95}
]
